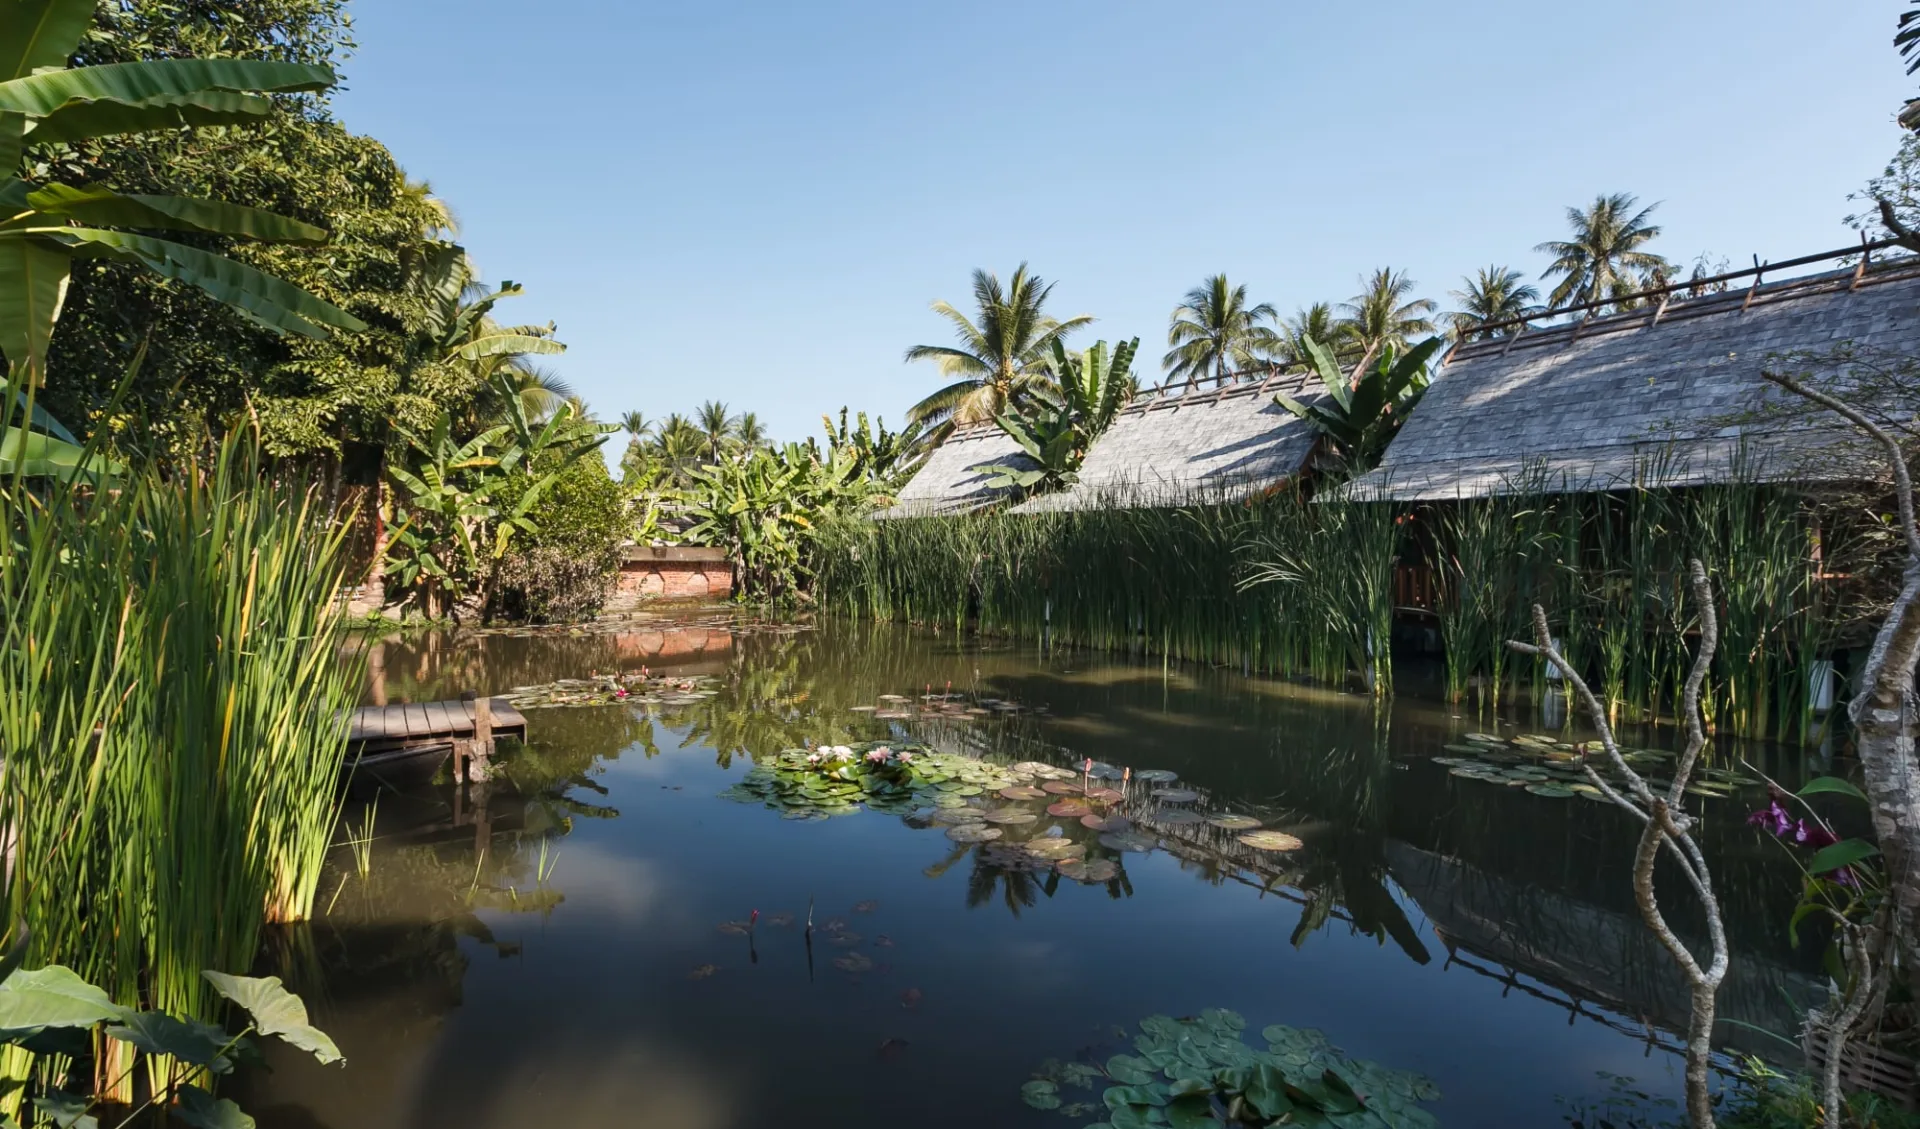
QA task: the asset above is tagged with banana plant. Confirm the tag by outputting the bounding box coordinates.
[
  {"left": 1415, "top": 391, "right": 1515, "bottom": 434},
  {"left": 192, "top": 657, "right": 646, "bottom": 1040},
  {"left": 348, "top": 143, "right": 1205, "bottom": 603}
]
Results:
[
  {"left": 681, "top": 442, "right": 869, "bottom": 600},
  {"left": 819, "top": 406, "right": 927, "bottom": 493},
  {"left": 1043, "top": 335, "right": 1139, "bottom": 456},
  {"left": 968, "top": 403, "right": 1079, "bottom": 496},
  {"left": 0, "top": 0, "right": 365, "bottom": 388},
  {"left": 1274, "top": 335, "right": 1443, "bottom": 477}
]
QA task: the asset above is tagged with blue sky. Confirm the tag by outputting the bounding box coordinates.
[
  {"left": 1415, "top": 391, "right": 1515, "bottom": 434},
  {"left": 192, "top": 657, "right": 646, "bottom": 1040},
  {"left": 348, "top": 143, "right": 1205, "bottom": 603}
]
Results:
[{"left": 332, "top": 2, "right": 1911, "bottom": 447}]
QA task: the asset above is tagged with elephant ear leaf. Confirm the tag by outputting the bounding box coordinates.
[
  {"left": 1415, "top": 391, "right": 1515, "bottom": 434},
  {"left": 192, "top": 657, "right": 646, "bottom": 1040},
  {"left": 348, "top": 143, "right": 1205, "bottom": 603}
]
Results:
[
  {"left": 201, "top": 973, "right": 342, "bottom": 1065},
  {"left": 173, "top": 1085, "right": 254, "bottom": 1129},
  {"left": 105, "top": 1011, "right": 241, "bottom": 1074},
  {"left": 0, "top": 966, "right": 127, "bottom": 1036}
]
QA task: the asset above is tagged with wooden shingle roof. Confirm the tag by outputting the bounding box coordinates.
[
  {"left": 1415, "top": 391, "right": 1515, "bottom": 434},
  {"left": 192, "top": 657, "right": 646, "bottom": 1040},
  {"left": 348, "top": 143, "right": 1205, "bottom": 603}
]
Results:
[
  {"left": 1344, "top": 250, "right": 1920, "bottom": 501},
  {"left": 876, "top": 373, "right": 1327, "bottom": 519}
]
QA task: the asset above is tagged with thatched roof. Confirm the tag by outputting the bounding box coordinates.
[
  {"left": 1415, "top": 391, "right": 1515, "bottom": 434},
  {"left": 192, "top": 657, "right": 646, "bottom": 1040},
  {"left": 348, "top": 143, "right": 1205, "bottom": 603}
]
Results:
[
  {"left": 873, "top": 426, "right": 1029, "bottom": 519},
  {"left": 1343, "top": 252, "right": 1920, "bottom": 501},
  {"left": 877, "top": 373, "right": 1326, "bottom": 519}
]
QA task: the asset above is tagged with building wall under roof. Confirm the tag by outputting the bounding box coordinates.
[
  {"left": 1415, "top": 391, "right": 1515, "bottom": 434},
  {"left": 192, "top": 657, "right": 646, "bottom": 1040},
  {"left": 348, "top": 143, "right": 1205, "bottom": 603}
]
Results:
[{"left": 1343, "top": 261, "right": 1920, "bottom": 502}]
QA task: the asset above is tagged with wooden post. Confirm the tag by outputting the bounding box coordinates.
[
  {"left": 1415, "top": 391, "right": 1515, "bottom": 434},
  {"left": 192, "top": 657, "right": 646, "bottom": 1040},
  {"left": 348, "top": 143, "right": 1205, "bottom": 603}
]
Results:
[
  {"left": 455, "top": 691, "right": 475, "bottom": 782},
  {"left": 470, "top": 694, "right": 494, "bottom": 782}
]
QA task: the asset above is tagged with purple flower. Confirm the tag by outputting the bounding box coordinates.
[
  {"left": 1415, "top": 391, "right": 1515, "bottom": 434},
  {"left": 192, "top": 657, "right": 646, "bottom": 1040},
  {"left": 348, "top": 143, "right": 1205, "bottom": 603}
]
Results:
[
  {"left": 1794, "top": 819, "right": 1838, "bottom": 850},
  {"left": 1747, "top": 799, "right": 1793, "bottom": 837}
]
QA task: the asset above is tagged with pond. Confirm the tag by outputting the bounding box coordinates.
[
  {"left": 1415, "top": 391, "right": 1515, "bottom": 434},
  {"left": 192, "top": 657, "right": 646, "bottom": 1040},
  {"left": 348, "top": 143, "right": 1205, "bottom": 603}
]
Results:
[{"left": 239, "top": 612, "right": 1827, "bottom": 1128}]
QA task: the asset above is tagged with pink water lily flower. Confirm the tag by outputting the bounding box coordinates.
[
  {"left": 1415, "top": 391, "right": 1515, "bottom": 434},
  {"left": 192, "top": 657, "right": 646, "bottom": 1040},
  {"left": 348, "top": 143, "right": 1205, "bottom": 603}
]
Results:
[{"left": 865, "top": 748, "right": 890, "bottom": 764}]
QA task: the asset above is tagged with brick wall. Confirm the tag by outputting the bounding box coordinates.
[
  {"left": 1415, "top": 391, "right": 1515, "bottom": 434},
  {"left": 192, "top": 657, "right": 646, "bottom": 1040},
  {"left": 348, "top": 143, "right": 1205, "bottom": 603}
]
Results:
[{"left": 607, "top": 546, "right": 735, "bottom": 609}]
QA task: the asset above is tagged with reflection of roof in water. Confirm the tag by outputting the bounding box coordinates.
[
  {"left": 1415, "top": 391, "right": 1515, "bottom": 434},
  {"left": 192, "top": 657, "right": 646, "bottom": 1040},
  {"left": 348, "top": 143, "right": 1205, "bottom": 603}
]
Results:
[{"left": 1385, "top": 841, "right": 1820, "bottom": 1061}]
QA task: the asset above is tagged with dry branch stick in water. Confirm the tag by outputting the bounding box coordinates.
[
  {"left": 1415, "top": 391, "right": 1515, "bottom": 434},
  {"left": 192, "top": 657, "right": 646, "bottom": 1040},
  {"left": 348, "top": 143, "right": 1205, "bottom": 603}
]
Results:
[{"left": 1508, "top": 559, "right": 1729, "bottom": 1129}]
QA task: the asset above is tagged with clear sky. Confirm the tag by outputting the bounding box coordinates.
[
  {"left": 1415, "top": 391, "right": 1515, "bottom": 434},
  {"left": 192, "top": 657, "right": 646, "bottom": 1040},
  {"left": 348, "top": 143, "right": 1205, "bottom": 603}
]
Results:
[{"left": 330, "top": 1, "right": 1912, "bottom": 447}]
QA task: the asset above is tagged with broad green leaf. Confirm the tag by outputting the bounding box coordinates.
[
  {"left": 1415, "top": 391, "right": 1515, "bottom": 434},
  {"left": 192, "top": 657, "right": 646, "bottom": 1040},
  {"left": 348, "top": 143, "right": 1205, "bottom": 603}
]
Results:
[
  {"left": 1, "top": 425, "right": 119, "bottom": 479},
  {"left": 1019, "top": 1080, "right": 1060, "bottom": 1110},
  {"left": 0, "top": 59, "right": 332, "bottom": 118},
  {"left": 0, "top": 233, "right": 69, "bottom": 380},
  {"left": 1103, "top": 1085, "right": 1168, "bottom": 1109},
  {"left": 1105, "top": 1054, "right": 1156, "bottom": 1085},
  {"left": 1807, "top": 838, "right": 1879, "bottom": 876},
  {"left": 0, "top": 0, "right": 92, "bottom": 83},
  {"left": 26, "top": 91, "right": 269, "bottom": 146},
  {"left": 1165, "top": 1094, "right": 1215, "bottom": 1129},
  {"left": 453, "top": 334, "right": 566, "bottom": 361},
  {"left": 201, "top": 973, "right": 342, "bottom": 1065},
  {"left": 0, "top": 965, "right": 127, "bottom": 1033},
  {"left": 26, "top": 185, "right": 327, "bottom": 244},
  {"left": 31, "top": 1090, "right": 93, "bottom": 1129},
  {"left": 105, "top": 1011, "right": 239, "bottom": 1073},
  {"left": 0, "top": 374, "right": 74, "bottom": 440},
  {"left": 173, "top": 1086, "right": 254, "bottom": 1129},
  {"left": 1798, "top": 776, "right": 1869, "bottom": 804},
  {"left": 47, "top": 227, "right": 364, "bottom": 335}
]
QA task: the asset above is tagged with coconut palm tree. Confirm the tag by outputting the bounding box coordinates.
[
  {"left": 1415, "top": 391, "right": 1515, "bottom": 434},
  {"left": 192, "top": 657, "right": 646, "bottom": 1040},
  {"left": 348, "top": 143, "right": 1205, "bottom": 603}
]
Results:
[
  {"left": 903, "top": 264, "right": 1093, "bottom": 439},
  {"left": 1280, "top": 303, "right": 1339, "bottom": 367},
  {"left": 1337, "top": 269, "right": 1436, "bottom": 375},
  {"left": 619, "top": 411, "right": 652, "bottom": 442},
  {"left": 1447, "top": 266, "right": 1543, "bottom": 341},
  {"left": 1162, "top": 275, "right": 1282, "bottom": 389},
  {"left": 735, "top": 412, "right": 769, "bottom": 451},
  {"left": 1535, "top": 193, "right": 1669, "bottom": 311},
  {"left": 696, "top": 400, "right": 737, "bottom": 462},
  {"left": 653, "top": 413, "right": 705, "bottom": 482}
]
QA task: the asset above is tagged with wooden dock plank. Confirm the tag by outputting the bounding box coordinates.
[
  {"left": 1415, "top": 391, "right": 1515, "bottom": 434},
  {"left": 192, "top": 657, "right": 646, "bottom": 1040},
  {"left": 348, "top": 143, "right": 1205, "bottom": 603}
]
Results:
[
  {"left": 404, "top": 703, "right": 430, "bottom": 739},
  {"left": 422, "top": 701, "right": 457, "bottom": 737}
]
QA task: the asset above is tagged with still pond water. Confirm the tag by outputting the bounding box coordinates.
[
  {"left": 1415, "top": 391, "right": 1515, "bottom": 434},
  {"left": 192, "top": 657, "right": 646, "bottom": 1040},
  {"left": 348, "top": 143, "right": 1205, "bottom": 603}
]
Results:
[{"left": 240, "top": 613, "right": 1828, "bottom": 1128}]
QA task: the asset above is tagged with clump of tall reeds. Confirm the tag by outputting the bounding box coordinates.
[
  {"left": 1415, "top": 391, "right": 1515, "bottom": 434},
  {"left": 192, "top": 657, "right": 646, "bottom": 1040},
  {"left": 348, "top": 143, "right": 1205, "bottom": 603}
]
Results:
[{"left": 0, "top": 428, "right": 362, "bottom": 1099}]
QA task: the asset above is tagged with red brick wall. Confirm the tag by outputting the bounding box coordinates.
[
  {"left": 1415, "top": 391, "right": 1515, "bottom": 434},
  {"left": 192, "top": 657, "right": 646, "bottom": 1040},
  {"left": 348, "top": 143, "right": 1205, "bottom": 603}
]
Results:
[{"left": 609, "top": 557, "right": 735, "bottom": 608}]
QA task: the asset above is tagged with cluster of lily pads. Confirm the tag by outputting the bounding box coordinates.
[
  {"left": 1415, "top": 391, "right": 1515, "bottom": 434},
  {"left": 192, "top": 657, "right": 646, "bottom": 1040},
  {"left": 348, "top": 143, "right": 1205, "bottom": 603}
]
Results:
[
  {"left": 849, "top": 689, "right": 1042, "bottom": 723},
  {"left": 501, "top": 671, "right": 718, "bottom": 710},
  {"left": 1021, "top": 1009, "right": 1440, "bottom": 1128},
  {"left": 721, "top": 743, "right": 1302, "bottom": 888},
  {"left": 1432, "top": 732, "right": 1756, "bottom": 801}
]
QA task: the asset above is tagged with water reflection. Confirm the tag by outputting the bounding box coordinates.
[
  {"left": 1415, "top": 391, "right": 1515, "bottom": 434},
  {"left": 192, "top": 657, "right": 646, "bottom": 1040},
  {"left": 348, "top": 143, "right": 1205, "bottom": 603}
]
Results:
[{"left": 252, "top": 617, "right": 1825, "bottom": 1128}]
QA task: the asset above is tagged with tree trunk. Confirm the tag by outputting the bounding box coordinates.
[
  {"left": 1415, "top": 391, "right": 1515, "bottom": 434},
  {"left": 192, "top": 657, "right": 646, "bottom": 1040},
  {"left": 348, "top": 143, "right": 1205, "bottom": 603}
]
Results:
[
  {"left": 1684, "top": 984, "right": 1718, "bottom": 1129},
  {"left": 1848, "top": 564, "right": 1920, "bottom": 945}
]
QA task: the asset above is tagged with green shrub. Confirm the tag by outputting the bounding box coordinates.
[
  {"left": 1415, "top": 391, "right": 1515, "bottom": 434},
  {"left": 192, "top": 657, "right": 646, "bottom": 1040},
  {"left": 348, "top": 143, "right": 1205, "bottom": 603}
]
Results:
[{"left": 491, "top": 457, "right": 630, "bottom": 623}]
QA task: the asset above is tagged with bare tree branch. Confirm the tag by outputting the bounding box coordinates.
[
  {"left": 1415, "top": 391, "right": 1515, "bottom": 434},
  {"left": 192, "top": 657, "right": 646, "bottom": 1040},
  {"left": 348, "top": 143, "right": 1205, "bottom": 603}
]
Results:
[{"left": 1507, "top": 559, "right": 1728, "bottom": 1129}]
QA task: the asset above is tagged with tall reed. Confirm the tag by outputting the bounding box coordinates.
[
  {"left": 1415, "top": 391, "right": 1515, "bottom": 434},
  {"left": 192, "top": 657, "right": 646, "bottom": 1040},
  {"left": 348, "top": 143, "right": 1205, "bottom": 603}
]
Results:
[{"left": 0, "top": 430, "right": 362, "bottom": 1099}]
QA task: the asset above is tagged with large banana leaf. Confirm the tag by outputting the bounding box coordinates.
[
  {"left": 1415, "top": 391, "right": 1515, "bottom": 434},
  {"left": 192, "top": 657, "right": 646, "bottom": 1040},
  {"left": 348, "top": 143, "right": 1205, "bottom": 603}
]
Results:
[
  {"left": 0, "top": 424, "right": 117, "bottom": 479},
  {"left": 0, "top": 0, "right": 93, "bottom": 83},
  {"left": 26, "top": 184, "right": 327, "bottom": 244},
  {"left": 0, "top": 373, "right": 73, "bottom": 441},
  {"left": 0, "top": 236, "right": 68, "bottom": 381},
  {"left": 42, "top": 227, "right": 365, "bottom": 336},
  {"left": 26, "top": 91, "right": 271, "bottom": 146},
  {"left": 454, "top": 334, "right": 565, "bottom": 361},
  {"left": 0, "top": 59, "right": 333, "bottom": 117}
]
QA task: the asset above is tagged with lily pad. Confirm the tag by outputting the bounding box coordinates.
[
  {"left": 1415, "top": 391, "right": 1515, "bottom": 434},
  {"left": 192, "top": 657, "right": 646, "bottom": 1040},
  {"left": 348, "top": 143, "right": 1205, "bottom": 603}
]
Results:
[
  {"left": 931, "top": 807, "right": 984, "bottom": 825},
  {"left": 833, "top": 953, "right": 874, "bottom": 973},
  {"left": 1525, "top": 783, "right": 1576, "bottom": 798},
  {"left": 1024, "top": 837, "right": 1086, "bottom": 859},
  {"left": 984, "top": 808, "right": 1039, "bottom": 825},
  {"left": 1084, "top": 787, "right": 1124, "bottom": 802},
  {"left": 1047, "top": 800, "right": 1093, "bottom": 818},
  {"left": 1081, "top": 813, "right": 1130, "bottom": 832},
  {"left": 1237, "top": 831, "right": 1304, "bottom": 852},
  {"left": 1057, "top": 858, "right": 1120, "bottom": 883},
  {"left": 1099, "top": 831, "right": 1159, "bottom": 853},
  {"left": 1041, "top": 781, "right": 1082, "bottom": 796},
  {"left": 1207, "top": 815, "right": 1263, "bottom": 830},
  {"left": 946, "top": 825, "right": 1003, "bottom": 843},
  {"left": 1151, "top": 788, "right": 1199, "bottom": 803},
  {"left": 999, "top": 785, "right": 1046, "bottom": 800},
  {"left": 1152, "top": 809, "right": 1204, "bottom": 825},
  {"left": 1021, "top": 1080, "right": 1063, "bottom": 1111}
]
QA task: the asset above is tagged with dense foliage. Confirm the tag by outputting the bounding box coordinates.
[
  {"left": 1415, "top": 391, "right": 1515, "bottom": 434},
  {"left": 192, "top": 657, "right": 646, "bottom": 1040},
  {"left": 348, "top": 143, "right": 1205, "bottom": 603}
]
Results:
[{"left": 492, "top": 456, "right": 630, "bottom": 623}]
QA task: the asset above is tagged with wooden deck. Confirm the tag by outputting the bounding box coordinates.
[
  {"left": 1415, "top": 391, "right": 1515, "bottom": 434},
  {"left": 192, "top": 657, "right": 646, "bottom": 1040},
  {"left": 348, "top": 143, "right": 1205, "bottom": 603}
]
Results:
[{"left": 345, "top": 697, "right": 526, "bottom": 774}]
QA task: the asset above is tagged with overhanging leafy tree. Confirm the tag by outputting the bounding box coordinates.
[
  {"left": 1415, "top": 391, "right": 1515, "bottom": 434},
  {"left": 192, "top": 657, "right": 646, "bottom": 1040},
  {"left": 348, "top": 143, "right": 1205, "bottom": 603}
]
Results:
[{"left": 0, "top": 0, "right": 363, "bottom": 389}]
